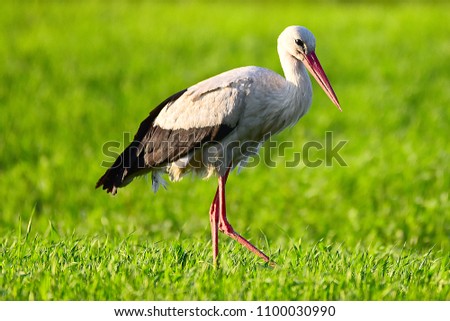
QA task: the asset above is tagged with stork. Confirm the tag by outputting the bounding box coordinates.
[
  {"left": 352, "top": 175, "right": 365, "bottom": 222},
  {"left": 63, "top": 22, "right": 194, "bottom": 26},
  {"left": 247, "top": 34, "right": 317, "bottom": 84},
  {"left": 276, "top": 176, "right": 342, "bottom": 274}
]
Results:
[{"left": 96, "top": 26, "right": 341, "bottom": 266}]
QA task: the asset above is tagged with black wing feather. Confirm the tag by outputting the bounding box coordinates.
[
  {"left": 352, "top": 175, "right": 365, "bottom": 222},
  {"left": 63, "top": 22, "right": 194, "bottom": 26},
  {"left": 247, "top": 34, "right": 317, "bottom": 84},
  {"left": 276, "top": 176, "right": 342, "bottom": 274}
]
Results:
[
  {"left": 96, "top": 89, "right": 234, "bottom": 194},
  {"left": 95, "top": 89, "right": 187, "bottom": 194}
]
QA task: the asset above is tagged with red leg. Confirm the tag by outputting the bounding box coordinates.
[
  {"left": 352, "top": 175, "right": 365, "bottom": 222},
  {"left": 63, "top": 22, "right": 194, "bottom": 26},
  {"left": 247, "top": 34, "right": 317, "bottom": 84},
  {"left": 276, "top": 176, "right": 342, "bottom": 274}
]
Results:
[
  {"left": 208, "top": 168, "right": 231, "bottom": 267},
  {"left": 209, "top": 189, "right": 219, "bottom": 267},
  {"left": 217, "top": 168, "right": 272, "bottom": 264}
]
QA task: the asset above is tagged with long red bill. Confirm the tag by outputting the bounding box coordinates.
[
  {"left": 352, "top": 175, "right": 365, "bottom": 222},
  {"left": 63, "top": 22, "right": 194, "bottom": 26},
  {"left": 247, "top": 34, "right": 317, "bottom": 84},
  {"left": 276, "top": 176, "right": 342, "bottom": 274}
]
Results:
[{"left": 304, "top": 51, "right": 342, "bottom": 112}]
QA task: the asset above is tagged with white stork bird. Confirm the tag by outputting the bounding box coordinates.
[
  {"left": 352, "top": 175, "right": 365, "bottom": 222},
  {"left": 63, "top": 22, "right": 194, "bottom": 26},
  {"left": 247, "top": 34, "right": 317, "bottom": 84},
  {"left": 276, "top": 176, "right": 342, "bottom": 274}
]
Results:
[{"left": 96, "top": 26, "right": 341, "bottom": 266}]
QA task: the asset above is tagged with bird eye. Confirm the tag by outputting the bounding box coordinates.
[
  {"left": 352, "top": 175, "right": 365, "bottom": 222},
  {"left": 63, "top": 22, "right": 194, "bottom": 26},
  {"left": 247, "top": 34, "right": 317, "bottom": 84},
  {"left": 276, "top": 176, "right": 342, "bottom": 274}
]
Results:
[{"left": 295, "top": 39, "right": 304, "bottom": 47}]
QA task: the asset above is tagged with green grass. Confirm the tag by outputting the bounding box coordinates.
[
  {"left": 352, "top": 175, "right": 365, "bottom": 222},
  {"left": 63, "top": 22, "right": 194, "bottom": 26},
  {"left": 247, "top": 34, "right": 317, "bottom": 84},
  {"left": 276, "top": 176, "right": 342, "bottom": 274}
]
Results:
[{"left": 0, "top": 1, "right": 449, "bottom": 300}]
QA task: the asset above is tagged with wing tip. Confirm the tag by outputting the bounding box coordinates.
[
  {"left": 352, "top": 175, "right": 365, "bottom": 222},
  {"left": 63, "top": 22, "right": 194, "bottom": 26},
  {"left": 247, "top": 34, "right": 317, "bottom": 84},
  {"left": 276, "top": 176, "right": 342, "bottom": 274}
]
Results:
[{"left": 95, "top": 171, "right": 119, "bottom": 195}]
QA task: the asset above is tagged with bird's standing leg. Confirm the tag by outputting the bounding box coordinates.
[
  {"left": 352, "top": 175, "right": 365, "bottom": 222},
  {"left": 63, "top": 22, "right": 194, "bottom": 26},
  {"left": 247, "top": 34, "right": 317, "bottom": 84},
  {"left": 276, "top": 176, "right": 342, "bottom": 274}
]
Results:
[
  {"left": 209, "top": 188, "right": 219, "bottom": 267},
  {"left": 209, "top": 168, "right": 231, "bottom": 267},
  {"left": 210, "top": 167, "right": 271, "bottom": 264}
]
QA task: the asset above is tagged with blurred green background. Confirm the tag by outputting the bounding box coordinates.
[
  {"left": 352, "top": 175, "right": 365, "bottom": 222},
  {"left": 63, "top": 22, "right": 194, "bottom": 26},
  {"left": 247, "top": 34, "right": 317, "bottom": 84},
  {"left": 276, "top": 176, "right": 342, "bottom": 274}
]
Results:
[{"left": 0, "top": 1, "right": 449, "bottom": 300}]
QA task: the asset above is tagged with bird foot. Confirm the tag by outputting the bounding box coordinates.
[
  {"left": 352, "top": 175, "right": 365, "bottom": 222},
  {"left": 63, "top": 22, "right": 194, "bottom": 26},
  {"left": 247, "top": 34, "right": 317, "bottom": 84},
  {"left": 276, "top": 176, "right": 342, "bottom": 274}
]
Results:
[{"left": 218, "top": 221, "right": 272, "bottom": 264}]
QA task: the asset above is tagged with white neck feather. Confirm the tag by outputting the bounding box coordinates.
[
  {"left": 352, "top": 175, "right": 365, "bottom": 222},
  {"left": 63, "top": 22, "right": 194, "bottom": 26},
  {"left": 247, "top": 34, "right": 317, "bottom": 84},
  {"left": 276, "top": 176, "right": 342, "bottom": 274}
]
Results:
[
  {"left": 277, "top": 49, "right": 313, "bottom": 122},
  {"left": 278, "top": 49, "right": 310, "bottom": 88}
]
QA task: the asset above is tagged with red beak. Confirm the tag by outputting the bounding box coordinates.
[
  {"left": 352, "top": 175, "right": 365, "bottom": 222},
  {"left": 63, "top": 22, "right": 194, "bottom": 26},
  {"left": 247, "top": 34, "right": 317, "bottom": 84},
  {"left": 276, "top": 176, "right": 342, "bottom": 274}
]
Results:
[{"left": 304, "top": 51, "right": 342, "bottom": 112}]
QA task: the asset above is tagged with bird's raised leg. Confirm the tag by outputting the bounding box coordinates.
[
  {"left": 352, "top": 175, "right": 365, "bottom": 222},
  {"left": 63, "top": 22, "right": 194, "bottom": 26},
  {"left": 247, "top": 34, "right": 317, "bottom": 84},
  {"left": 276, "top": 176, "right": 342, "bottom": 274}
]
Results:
[{"left": 216, "top": 168, "right": 271, "bottom": 264}]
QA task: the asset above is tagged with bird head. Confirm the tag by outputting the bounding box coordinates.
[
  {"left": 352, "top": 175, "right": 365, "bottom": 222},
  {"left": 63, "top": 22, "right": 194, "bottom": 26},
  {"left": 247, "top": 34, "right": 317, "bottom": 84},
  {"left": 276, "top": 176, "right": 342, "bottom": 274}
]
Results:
[{"left": 278, "top": 26, "right": 341, "bottom": 111}]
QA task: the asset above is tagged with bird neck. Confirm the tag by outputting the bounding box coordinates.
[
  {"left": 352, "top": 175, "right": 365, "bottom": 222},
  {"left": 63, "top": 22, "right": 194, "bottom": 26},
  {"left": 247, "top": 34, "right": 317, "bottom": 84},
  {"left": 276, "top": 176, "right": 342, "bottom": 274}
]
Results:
[
  {"left": 277, "top": 49, "right": 313, "bottom": 122},
  {"left": 278, "top": 50, "right": 311, "bottom": 89}
]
